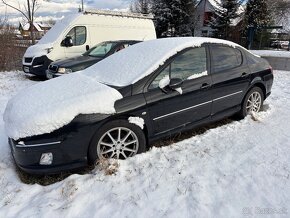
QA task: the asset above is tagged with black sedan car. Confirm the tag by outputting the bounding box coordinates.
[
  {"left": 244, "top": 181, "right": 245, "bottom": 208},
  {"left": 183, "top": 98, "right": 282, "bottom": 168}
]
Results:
[
  {"left": 46, "top": 40, "right": 140, "bottom": 79},
  {"left": 4, "top": 37, "right": 273, "bottom": 174}
]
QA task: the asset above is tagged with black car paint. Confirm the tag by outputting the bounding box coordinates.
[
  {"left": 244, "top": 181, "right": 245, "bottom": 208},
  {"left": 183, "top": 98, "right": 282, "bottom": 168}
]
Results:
[{"left": 10, "top": 43, "right": 274, "bottom": 174}]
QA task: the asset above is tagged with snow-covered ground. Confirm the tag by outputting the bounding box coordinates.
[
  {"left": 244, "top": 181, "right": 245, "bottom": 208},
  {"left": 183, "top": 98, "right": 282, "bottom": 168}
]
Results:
[
  {"left": 0, "top": 71, "right": 289, "bottom": 218},
  {"left": 251, "top": 50, "right": 290, "bottom": 58}
]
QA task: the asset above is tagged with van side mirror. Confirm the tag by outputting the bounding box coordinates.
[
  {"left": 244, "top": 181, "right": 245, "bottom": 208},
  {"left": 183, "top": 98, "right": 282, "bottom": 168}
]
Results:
[
  {"left": 168, "top": 78, "right": 183, "bottom": 89},
  {"left": 61, "top": 36, "right": 73, "bottom": 47}
]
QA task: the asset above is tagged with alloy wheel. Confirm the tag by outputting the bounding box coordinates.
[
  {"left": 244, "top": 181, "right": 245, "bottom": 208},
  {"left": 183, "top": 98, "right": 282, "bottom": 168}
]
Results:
[
  {"left": 97, "top": 127, "right": 139, "bottom": 159},
  {"left": 246, "top": 91, "right": 262, "bottom": 114}
]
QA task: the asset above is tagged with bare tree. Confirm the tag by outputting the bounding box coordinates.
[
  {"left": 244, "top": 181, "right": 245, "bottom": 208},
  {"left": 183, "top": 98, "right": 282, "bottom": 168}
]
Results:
[
  {"left": 0, "top": 18, "right": 26, "bottom": 71},
  {"left": 1, "top": 0, "right": 40, "bottom": 44}
]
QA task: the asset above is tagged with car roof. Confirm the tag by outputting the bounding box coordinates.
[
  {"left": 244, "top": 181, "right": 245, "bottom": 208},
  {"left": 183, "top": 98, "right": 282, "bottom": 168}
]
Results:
[{"left": 81, "top": 37, "right": 244, "bottom": 87}]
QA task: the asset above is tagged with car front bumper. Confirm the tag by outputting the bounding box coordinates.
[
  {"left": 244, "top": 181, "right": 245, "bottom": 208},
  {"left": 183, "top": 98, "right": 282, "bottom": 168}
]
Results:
[{"left": 9, "top": 123, "right": 97, "bottom": 175}]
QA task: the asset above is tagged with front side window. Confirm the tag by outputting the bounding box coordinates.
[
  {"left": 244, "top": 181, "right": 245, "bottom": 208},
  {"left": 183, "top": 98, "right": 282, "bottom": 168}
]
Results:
[
  {"left": 149, "top": 47, "right": 207, "bottom": 89},
  {"left": 211, "top": 46, "right": 243, "bottom": 73},
  {"left": 66, "top": 26, "right": 86, "bottom": 46}
]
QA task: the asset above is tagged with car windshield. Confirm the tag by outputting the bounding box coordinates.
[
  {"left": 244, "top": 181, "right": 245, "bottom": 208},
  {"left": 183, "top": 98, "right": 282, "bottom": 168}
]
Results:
[{"left": 84, "top": 42, "right": 118, "bottom": 57}]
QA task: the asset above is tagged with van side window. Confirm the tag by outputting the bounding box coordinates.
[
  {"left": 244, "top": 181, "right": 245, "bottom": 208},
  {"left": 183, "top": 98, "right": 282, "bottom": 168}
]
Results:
[{"left": 66, "top": 26, "right": 86, "bottom": 46}]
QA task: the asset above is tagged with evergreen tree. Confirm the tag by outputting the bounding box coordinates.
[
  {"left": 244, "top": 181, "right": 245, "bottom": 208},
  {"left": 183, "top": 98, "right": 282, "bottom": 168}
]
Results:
[
  {"left": 210, "top": 0, "right": 240, "bottom": 39},
  {"left": 244, "top": 0, "right": 272, "bottom": 48},
  {"left": 151, "top": 0, "right": 196, "bottom": 37},
  {"left": 130, "top": 0, "right": 151, "bottom": 14},
  {"left": 244, "top": 0, "right": 272, "bottom": 28}
]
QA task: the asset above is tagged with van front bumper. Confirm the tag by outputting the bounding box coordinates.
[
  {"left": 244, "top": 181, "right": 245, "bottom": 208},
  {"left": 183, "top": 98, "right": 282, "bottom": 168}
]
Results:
[{"left": 23, "top": 55, "right": 52, "bottom": 77}]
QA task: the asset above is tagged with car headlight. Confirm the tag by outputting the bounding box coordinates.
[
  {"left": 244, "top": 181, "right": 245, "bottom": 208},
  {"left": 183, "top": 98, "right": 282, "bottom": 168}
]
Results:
[{"left": 57, "top": 67, "right": 72, "bottom": 74}]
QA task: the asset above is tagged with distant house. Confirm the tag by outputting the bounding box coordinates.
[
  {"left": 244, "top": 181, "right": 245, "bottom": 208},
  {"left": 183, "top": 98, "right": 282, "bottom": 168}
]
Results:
[
  {"left": 194, "top": 0, "right": 245, "bottom": 41},
  {"left": 19, "top": 22, "right": 52, "bottom": 39},
  {"left": 194, "top": 0, "right": 222, "bottom": 37}
]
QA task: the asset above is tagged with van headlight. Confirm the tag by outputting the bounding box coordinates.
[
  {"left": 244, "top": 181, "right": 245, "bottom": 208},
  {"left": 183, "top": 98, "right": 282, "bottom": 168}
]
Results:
[{"left": 57, "top": 68, "right": 72, "bottom": 74}]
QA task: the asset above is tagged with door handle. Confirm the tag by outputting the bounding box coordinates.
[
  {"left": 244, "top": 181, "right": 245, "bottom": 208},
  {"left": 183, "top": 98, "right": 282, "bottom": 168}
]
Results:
[
  {"left": 86, "top": 45, "right": 90, "bottom": 51},
  {"left": 241, "top": 72, "right": 248, "bottom": 77},
  {"left": 200, "top": 83, "right": 211, "bottom": 89}
]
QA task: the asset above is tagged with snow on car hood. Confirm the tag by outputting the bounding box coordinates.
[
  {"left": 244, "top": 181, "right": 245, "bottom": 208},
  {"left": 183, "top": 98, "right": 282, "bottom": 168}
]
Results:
[
  {"left": 3, "top": 73, "right": 123, "bottom": 140},
  {"left": 24, "top": 43, "right": 53, "bottom": 58}
]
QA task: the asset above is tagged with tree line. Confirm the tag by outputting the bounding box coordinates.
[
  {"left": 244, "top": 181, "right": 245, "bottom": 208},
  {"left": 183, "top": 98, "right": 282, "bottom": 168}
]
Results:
[{"left": 131, "top": 0, "right": 290, "bottom": 44}]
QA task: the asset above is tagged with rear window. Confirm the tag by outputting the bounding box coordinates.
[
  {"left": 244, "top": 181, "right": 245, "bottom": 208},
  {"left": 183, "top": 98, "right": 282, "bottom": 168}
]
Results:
[{"left": 211, "top": 46, "right": 243, "bottom": 73}]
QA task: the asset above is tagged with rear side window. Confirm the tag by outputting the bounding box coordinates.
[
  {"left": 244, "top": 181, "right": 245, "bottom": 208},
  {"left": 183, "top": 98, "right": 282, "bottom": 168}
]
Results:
[
  {"left": 66, "top": 26, "right": 86, "bottom": 46},
  {"left": 211, "top": 46, "right": 242, "bottom": 73}
]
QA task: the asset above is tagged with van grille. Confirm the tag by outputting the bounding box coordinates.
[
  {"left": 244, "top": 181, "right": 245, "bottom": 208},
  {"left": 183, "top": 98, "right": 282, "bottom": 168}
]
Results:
[
  {"left": 49, "top": 65, "right": 58, "bottom": 73},
  {"left": 25, "top": 58, "right": 33, "bottom": 63}
]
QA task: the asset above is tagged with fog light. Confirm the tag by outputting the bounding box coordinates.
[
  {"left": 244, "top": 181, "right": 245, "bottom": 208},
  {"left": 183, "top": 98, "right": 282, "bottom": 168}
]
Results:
[{"left": 39, "top": 153, "right": 53, "bottom": 165}]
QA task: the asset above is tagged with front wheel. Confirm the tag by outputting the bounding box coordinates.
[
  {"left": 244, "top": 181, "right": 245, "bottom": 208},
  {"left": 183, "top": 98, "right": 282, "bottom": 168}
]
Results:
[
  {"left": 88, "top": 120, "right": 146, "bottom": 163},
  {"left": 238, "top": 87, "right": 264, "bottom": 118}
]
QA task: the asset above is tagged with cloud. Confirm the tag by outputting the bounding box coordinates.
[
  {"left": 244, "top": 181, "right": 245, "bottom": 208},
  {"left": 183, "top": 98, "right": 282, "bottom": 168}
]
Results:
[{"left": 0, "top": 0, "right": 131, "bottom": 24}]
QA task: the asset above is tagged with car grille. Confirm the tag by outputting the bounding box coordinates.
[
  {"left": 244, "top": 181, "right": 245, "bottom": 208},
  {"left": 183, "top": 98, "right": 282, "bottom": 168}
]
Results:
[
  {"left": 25, "top": 57, "right": 33, "bottom": 63},
  {"left": 48, "top": 65, "right": 58, "bottom": 73}
]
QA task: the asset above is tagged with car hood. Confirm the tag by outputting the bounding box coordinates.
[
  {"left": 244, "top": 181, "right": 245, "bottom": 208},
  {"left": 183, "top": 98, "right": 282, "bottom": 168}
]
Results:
[
  {"left": 52, "top": 55, "right": 103, "bottom": 69},
  {"left": 3, "top": 73, "right": 123, "bottom": 140}
]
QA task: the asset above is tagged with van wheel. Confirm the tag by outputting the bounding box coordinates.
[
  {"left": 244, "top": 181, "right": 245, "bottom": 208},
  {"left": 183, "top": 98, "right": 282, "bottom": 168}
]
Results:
[
  {"left": 88, "top": 120, "right": 146, "bottom": 164},
  {"left": 238, "top": 87, "right": 264, "bottom": 118}
]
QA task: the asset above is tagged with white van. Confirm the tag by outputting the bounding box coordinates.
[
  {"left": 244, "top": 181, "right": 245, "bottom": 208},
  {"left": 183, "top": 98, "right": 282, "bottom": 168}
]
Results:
[{"left": 22, "top": 10, "right": 156, "bottom": 76}]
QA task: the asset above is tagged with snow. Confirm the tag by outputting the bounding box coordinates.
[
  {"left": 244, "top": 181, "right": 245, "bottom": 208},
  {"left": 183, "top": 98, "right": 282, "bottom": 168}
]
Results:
[
  {"left": 38, "top": 13, "right": 80, "bottom": 45},
  {"left": 0, "top": 70, "right": 290, "bottom": 217},
  {"left": 128, "top": 117, "right": 144, "bottom": 129},
  {"left": 23, "top": 13, "right": 80, "bottom": 58},
  {"left": 3, "top": 73, "right": 122, "bottom": 140},
  {"left": 187, "top": 70, "right": 208, "bottom": 80},
  {"left": 159, "top": 75, "right": 170, "bottom": 89},
  {"left": 251, "top": 50, "right": 290, "bottom": 58},
  {"left": 83, "top": 37, "right": 242, "bottom": 87}
]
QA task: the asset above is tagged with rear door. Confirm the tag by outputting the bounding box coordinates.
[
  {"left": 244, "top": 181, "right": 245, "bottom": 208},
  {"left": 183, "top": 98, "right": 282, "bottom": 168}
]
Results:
[
  {"left": 144, "top": 47, "right": 212, "bottom": 135},
  {"left": 209, "top": 45, "right": 251, "bottom": 116}
]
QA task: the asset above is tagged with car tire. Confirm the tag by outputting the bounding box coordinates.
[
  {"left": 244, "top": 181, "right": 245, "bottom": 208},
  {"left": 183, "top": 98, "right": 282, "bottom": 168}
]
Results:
[
  {"left": 238, "top": 86, "right": 264, "bottom": 118},
  {"left": 88, "top": 120, "right": 146, "bottom": 164}
]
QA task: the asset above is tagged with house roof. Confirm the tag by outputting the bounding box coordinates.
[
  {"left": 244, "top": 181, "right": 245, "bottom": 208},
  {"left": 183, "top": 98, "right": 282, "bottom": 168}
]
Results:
[{"left": 19, "top": 22, "right": 52, "bottom": 32}]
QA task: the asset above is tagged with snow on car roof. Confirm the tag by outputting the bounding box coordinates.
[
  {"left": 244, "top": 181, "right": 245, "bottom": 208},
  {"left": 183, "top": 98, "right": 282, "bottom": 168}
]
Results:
[{"left": 82, "top": 37, "right": 241, "bottom": 87}]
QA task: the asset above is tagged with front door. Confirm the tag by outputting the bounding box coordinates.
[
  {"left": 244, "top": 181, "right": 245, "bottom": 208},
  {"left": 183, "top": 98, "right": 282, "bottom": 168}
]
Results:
[
  {"left": 144, "top": 47, "right": 212, "bottom": 135},
  {"left": 63, "top": 26, "right": 89, "bottom": 58}
]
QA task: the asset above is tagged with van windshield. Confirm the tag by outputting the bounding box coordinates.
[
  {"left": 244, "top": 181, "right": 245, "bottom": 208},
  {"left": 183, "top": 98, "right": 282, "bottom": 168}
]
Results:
[{"left": 84, "top": 42, "right": 118, "bottom": 58}]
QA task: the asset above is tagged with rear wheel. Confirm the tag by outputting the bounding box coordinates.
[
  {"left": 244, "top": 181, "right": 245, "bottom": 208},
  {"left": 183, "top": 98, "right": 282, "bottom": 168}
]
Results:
[
  {"left": 88, "top": 120, "right": 146, "bottom": 163},
  {"left": 238, "top": 87, "right": 264, "bottom": 118}
]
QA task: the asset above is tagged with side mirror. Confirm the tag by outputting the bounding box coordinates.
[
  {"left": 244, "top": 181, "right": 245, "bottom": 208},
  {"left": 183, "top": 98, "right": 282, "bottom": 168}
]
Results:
[
  {"left": 61, "top": 36, "right": 73, "bottom": 47},
  {"left": 168, "top": 78, "right": 183, "bottom": 90}
]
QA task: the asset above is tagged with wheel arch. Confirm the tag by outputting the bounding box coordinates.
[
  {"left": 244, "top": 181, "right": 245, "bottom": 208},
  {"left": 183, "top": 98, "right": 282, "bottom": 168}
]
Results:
[
  {"left": 86, "top": 114, "right": 149, "bottom": 165},
  {"left": 248, "top": 80, "right": 267, "bottom": 100}
]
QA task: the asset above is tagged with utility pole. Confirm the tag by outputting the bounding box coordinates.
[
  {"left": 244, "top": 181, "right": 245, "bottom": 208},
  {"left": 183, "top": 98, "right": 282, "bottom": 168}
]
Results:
[{"left": 81, "top": 0, "right": 84, "bottom": 12}]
